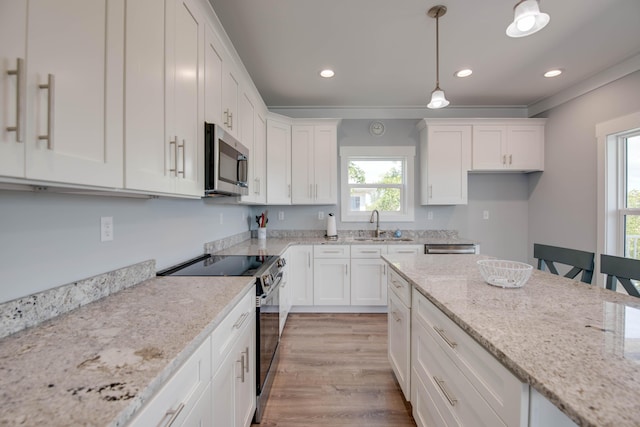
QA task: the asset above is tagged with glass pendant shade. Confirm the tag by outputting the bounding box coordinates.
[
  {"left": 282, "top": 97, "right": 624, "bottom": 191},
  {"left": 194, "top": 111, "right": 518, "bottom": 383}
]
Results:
[
  {"left": 427, "top": 88, "right": 449, "bottom": 109},
  {"left": 506, "top": 0, "right": 550, "bottom": 38}
]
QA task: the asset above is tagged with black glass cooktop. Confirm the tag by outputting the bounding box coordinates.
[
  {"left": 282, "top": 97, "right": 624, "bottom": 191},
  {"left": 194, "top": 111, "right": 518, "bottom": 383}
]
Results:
[{"left": 157, "top": 254, "right": 277, "bottom": 277}]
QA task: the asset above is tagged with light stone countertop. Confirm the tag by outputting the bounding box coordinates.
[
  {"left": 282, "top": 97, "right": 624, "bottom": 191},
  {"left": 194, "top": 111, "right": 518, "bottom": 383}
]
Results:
[
  {"left": 0, "top": 276, "right": 255, "bottom": 427},
  {"left": 382, "top": 253, "right": 640, "bottom": 427}
]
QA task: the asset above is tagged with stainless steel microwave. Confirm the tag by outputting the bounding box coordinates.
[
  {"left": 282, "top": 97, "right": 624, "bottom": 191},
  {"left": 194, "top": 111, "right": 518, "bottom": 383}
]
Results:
[{"left": 204, "top": 123, "right": 249, "bottom": 196}]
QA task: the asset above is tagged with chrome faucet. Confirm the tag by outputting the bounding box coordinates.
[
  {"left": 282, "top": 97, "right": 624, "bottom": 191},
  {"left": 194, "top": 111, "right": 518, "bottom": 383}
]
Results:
[{"left": 370, "top": 209, "right": 380, "bottom": 238}]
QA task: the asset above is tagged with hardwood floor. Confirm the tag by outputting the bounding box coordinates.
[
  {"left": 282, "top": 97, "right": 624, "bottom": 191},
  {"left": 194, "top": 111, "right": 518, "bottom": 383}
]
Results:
[{"left": 254, "top": 313, "right": 416, "bottom": 427}]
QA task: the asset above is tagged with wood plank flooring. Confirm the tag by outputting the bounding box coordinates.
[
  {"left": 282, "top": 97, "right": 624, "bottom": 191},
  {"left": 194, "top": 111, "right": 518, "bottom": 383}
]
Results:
[{"left": 254, "top": 313, "right": 416, "bottom": 427}]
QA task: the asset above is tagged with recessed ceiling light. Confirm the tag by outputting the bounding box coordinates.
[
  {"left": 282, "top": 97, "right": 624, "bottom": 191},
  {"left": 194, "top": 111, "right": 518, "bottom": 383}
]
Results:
[
  {"left": 319, "top": 69, "right": 335, "bottom": 78},
  {"left": 544, "top": 69, "right": 563, "bottom": 78},
  {"left": 455, "top": 69, "right": 473, "bottom": 78}
]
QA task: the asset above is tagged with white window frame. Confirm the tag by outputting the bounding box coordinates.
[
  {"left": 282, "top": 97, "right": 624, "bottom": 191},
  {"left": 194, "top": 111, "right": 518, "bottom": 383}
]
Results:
[
  {"left": 596, "top": 111, "right": 640, "bottom": 285},
  {"left": 339, "top": 146, "right": 415, "bottom": 222}
]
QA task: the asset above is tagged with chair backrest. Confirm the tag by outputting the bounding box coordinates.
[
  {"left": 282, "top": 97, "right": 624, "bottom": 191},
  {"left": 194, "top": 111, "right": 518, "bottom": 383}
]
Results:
[
  {"left": 533, "top": 243, "right": 595, "bottom": 284},
  {"left": 600, "top": 254, "right": 640, "bottom": 298}
]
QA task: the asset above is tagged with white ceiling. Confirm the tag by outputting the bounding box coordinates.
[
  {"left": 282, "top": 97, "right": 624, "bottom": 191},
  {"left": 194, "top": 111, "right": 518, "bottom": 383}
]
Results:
[{"left": 208, "top": 0, "right": 640, "bottom": 111}]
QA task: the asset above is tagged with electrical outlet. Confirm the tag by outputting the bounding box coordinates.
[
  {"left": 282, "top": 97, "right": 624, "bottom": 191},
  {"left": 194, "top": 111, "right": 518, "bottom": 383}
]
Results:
[
  {"left": 318, "top": 211, "right": 324, "bottom": 220},
  {"left": 278, "top": 211, "right": 284, "bottom": 221},
  {"left": 427, "top": 211, "right": 433, "bottom": 220},
  {"left": 483, "top": 210, "right": 490, "bottom": 220},
  {"left": 219, "top": 212, "right": 224, "bottom": 225},
  {"left": 101, "top": 217, "right": 113, "bottom": 242}
]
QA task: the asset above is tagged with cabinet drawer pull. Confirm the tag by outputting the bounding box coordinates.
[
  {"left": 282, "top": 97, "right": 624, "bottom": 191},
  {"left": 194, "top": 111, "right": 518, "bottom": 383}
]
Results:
[
  {"left": 38, "top": 74, "right": 55, "bottom": 150},
  {"left": 360, "top": 250, "right": 378, "bottom": 254},
  {"left": 243, "top": 346, "right": 250, "bottom": 373},
  {"left": 6, "top": 58, "right": 25, "bottom": 142},
  {"left": 433, "top": 326, "right": 457, "bottom": 349},
  {"left": 396, "top": 250, "right": 415, "bottom": 254},
  {"left": 433, "top": 376, "right": 457, "bottom": 407},
  {"left": 391, "top": 279, "right": 403, "bottom": 289},
  {"left": 157, "top": 402, "right": 185, "bottom": 427},
  {"left": 391, "top": 310, "right": 401, "bottom": 322},
  {"left": 237, "top": 353, "right": 246, "bottom": 382},
  {"left": 233, "top": 312, "right": 250, "bottom": 329},
  {"left": 178, "top": 139, "right": 185, "bottom": 177},
  {"left": 323, "top": 250, "right": 342, "bottom": 254}
]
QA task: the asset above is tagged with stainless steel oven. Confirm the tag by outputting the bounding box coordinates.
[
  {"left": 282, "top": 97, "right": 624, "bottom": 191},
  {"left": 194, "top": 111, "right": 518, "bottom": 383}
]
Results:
[{"left": 424, "top": 243, "right": 478, "bottom": 254}]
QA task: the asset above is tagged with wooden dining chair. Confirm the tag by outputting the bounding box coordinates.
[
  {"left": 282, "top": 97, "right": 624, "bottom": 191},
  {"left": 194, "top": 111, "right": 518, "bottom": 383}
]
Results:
[
  {"left": 600, "top": 254, "right": 640, "bottom": 298},
  {"left": 533, "top": 243, "right": 595, "bottom": 284}
]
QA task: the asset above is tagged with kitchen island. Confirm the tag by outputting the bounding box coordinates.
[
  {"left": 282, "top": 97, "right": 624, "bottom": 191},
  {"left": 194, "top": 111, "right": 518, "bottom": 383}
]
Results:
[{"left": 383, "top": 253, "right": 640, "bottom": 427}]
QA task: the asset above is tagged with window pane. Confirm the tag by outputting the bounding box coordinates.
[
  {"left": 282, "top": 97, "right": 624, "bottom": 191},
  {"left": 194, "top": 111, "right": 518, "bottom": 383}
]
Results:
[
  {"left": 349, "top": 188, "right": 401, "bottom": 212},
  {"left": 626, "top": 215, "right": 640, "bottom": 260},
  {"left": 348, "top": 160, "right": 402, "bottom": 184},
  {"left": 627, "top": 135, "right": 640, "bottom": 208}
]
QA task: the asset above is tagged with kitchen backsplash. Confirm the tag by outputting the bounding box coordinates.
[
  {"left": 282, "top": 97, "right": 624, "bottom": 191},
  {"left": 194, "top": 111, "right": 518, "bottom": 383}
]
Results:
[
  {"left": 0, "top": 260, "right": 155, "bottom": 339},
  {"left": 247, "top": 229, "right": 460, "bottom": 240}
]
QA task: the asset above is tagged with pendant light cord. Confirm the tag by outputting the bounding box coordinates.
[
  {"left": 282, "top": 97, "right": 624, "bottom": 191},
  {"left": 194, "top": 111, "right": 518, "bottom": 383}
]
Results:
[{"left": 435, "top": 13, "right": 440, "bottom": 89}]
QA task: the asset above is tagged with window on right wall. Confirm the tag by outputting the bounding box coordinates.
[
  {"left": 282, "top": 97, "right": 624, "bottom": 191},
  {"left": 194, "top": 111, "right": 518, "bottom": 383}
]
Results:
[{"left": 622, "top": 133, "right": 640, "bottom": 260}]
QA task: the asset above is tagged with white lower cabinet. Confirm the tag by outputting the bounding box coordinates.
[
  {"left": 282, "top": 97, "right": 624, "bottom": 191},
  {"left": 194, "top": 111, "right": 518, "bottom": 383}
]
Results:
[
  {"left": 411, "top": 288, "right": 528, "bottom": 427},
  {"left": 129, "top": 285, "right": 256, "bottom": 427},
  {"left": 313, "top": 245, "right": 350, "bottom": 305},
  {"left": 289, "top": 245, "right": 314, "bottom": 306},
  {"left": 388, "top": 281, "right": 410, "bottom": 400},
  {"left": 387, "top": 245, "right": 424, "bottom": 255},
  {"left": 351, "top": 245, "right": 387, "bottom": 306}
]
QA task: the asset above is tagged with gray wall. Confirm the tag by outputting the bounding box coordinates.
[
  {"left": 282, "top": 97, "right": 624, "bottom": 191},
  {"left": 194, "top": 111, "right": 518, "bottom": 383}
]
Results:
[
  {"left": 0, "top": 190, "right": 250, "bottom": 303},
  {"left": 255, "top": 119, "right": 531, "bottom": 262},
  {"left": 528, "top": 70, "right": 640, "bottom": 263}
]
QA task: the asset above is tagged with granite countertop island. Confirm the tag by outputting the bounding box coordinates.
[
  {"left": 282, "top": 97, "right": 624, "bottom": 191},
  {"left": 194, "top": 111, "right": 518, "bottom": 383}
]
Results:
[
  {"left": 382, "top": 253, "right": 640, "bottom": 427},
  {"left": 0, "top": 276, "right": 255, "bottom": 426}
]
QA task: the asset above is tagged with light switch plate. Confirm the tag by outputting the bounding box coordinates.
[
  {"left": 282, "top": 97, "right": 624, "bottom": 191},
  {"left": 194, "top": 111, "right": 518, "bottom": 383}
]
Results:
[{"left": 101, "top": 216, "right": 113, "bottom": 242}]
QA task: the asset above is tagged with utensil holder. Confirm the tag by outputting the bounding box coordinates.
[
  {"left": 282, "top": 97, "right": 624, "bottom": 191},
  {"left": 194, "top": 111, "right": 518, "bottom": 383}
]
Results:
[{"left": 257, "top": 228, "right": 267, "bottom": 240}]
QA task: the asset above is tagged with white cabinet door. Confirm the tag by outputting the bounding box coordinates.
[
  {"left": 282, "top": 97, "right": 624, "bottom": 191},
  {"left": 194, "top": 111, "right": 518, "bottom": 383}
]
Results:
[
  {"left": 266, "top": 117, "right": 291, "bottom": 204},
  {"left": 313, "top": 125, "right": 338, "bottom": 204},
  {"left": 2, "top": 0, "right": 124, "bottom": 187},
  {"left": 234, "top": 315, "right": 256, "bottom": 427},
  {"left": 166, "top": 0, "right": 203, "bottom": 196},
  {"left": 253, "top": 110, "right": 267, "bottom": 204},
  {"left": 204, "top": 25, "right": 223, "bottom": 126},
  {"left": 179, "top": 382, "right": 212, "bottom": 427},
  {"left": 472, "top": 125, "right": 507, "bottom": 170},
  {"left": 507, "top": 125, "right": 544, "bottom": 171},
  {"left": 289, "top": 245, "right": 313, "bottom": 306},
  {"left": 124, "top": 0, "right": 172, "bottom": 193},
  {"left": 388, "top": 288, "right": 410, "bottom": 400},
  {"left": 221, "top": 62, "right": 239, "bottom": 138},
  {"left": 239, "top": 92, "right": 256, "bottom": 203},
  {"left": 291, "top": 125, "right": 313, "bottom": 204},
  {"left": 313, "top": 258, "right": 350, "bottom": 305},
  {"left": 211, "top": 349, "right": 235, "bottom": 426},
  {"left": 0, "top": 2, "right": 27, "bottom": 178},
  {"left": 421, "top": 125, "right": 471, "bottom": 205},
  {"left": 351, "top": 258, "right": 387, "bottom": 306}
]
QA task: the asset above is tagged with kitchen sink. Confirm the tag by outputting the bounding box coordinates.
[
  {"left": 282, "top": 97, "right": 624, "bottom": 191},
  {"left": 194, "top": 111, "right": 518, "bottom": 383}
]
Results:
[{"left": 353, "top": 237, "right": 414, "bottom": 242}]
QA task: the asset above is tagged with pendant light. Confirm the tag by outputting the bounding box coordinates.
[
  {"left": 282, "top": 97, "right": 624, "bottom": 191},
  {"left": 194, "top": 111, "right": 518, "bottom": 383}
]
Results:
[
  {"left": 506, "top": 0, "right": 550, "bottom": 38},
  {"left": 427, "top": 5, "right": 449, "bottom": 109}
]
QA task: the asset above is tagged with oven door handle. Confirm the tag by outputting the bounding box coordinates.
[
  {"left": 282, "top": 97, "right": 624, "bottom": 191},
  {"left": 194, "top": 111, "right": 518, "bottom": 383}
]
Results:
[{"left": 426, "top": 247, "right": 476, "bottom": 254}]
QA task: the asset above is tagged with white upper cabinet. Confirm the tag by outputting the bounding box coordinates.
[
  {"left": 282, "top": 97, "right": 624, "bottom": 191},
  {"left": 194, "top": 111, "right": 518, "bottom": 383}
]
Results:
[
  {"left": 472, "top": 120, "right": 545, "bottom": 172},
  {"left": 204, "top": 24, "right": 223, "bottom": 126},
  {"left": 242, "top": 107, "right": 267, "bottom": 204},
  {"left": 291, "top": 121, "right": 339, "bottom": 205},
  {"left": 221, "top": 61, "right": 239, "bottom": 139},
  {"left": 1, "top": 0, "right": 124, "bottom": 188},
  {"left": 266, "top": 115, "right": 292, "bottom": 204},
  {"left": 125, "top": 0, "right": 204, "bottom": 197},
  {"left": 419, "top": 121, "right": 471, "bottom": 205}
]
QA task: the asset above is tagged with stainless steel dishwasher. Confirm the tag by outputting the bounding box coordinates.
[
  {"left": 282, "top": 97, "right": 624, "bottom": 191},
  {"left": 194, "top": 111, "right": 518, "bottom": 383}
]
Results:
[{"left": 424, "top": 243, "right": 478, "bottom": 254}]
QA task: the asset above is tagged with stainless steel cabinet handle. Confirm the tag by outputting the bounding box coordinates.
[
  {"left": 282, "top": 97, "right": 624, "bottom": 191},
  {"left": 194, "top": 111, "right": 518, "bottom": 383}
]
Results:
[
  {"left": 433, "top": 376, "right": 457, "bottom": 406},
  {"left": 429, "top": 185, "right": 433, "bottom": 198},
  {"left": 243, "top": 347, "right": 250, "bottom": 373},
  {"left": 360, "top": 250, "right": 378, "bottom": 254},
  {"left": 345, "top": 264, "right": 348, "bottom": 276},
  {"left": 391, "top": 279, "right": 402, "bottom": 289},
  {"left": 509, "top": 154, "right": 513, "bottom": 165},
  {"left": 391, "top": 310, "right": 400, "bottom": 322},
  {"left": 309, "top": 184, "right": 312, "bottom": 198},
  {"left": 324, "top": 250, "right": 341, "bottom": 253},
  {"left": 233, "top": 312, "right": 250, "bottom": 329},
  {"left": 237, "top": 354, "right": 245, "bottom": 382},
  {"left": 315, "top": 183, "right": 318, "bottom": 199},
  {"left": 6, "top": 58, "right": 25, "bottom": 142},
  {"left": 38, "top": 74, "right": 55, "bottom": 150},
  {"left": 158, "top": 402, "right": 185, "bottom": 427},
  {"left": 224, "top": 109, "right": 229, "bottom": 128},
  {"left": 383, "top": 264, "right": 386, "bottom": 275},
  {"left": 257, "top": 178, "right": 261, "bottom": 195},
  {"left": 502, "top": 154, "right": 507, "bottom": 165},
  {"left": 254, "top": 178, "right": 259, "bottom": 195},
  {"left": 229, "top": 112, "right": 233, "bottom": 130},
  {"left": 178, "top": 139, "right": 186, "bottom": 177},
  {"left": 308, "top": 252, "right": 311, "bottom": 268},
  {"left": 288, "top": 184, "right": 291, "bottom": 198},
  {"left": 433, "top": 326, "right": 457, "bottom": 349},
  {"left": 169, "top": 137, "right": 178, "bottom": 176}
]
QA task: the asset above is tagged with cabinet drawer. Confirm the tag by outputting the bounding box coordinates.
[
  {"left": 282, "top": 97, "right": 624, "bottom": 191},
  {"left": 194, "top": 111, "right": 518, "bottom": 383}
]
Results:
[
  {"left": 412, "top": 317, "right": 507, "bottom": 427},
  {"left": 388, "top": 290, "right": 410, "bottom": 401},
  {"left": 314, "top": 245, "right": 350, "bottom": 258},
  {"left": 387, "top": 245, "right": 423, "bottom": 255},
  {"left": 388, "top": 269, "right": 411, "bottom": 308},
  {"left": 211, "top": 286, "right": 256, "bottom": 375},
  {"left": 351, "top": 244, "right": 387, "bottom": 258},
  {"left": 129, "top": 337, "right": 212, "bottom": 427},
  {"left": 413, "top": 289, "right": 527, "bottom": 427}
]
